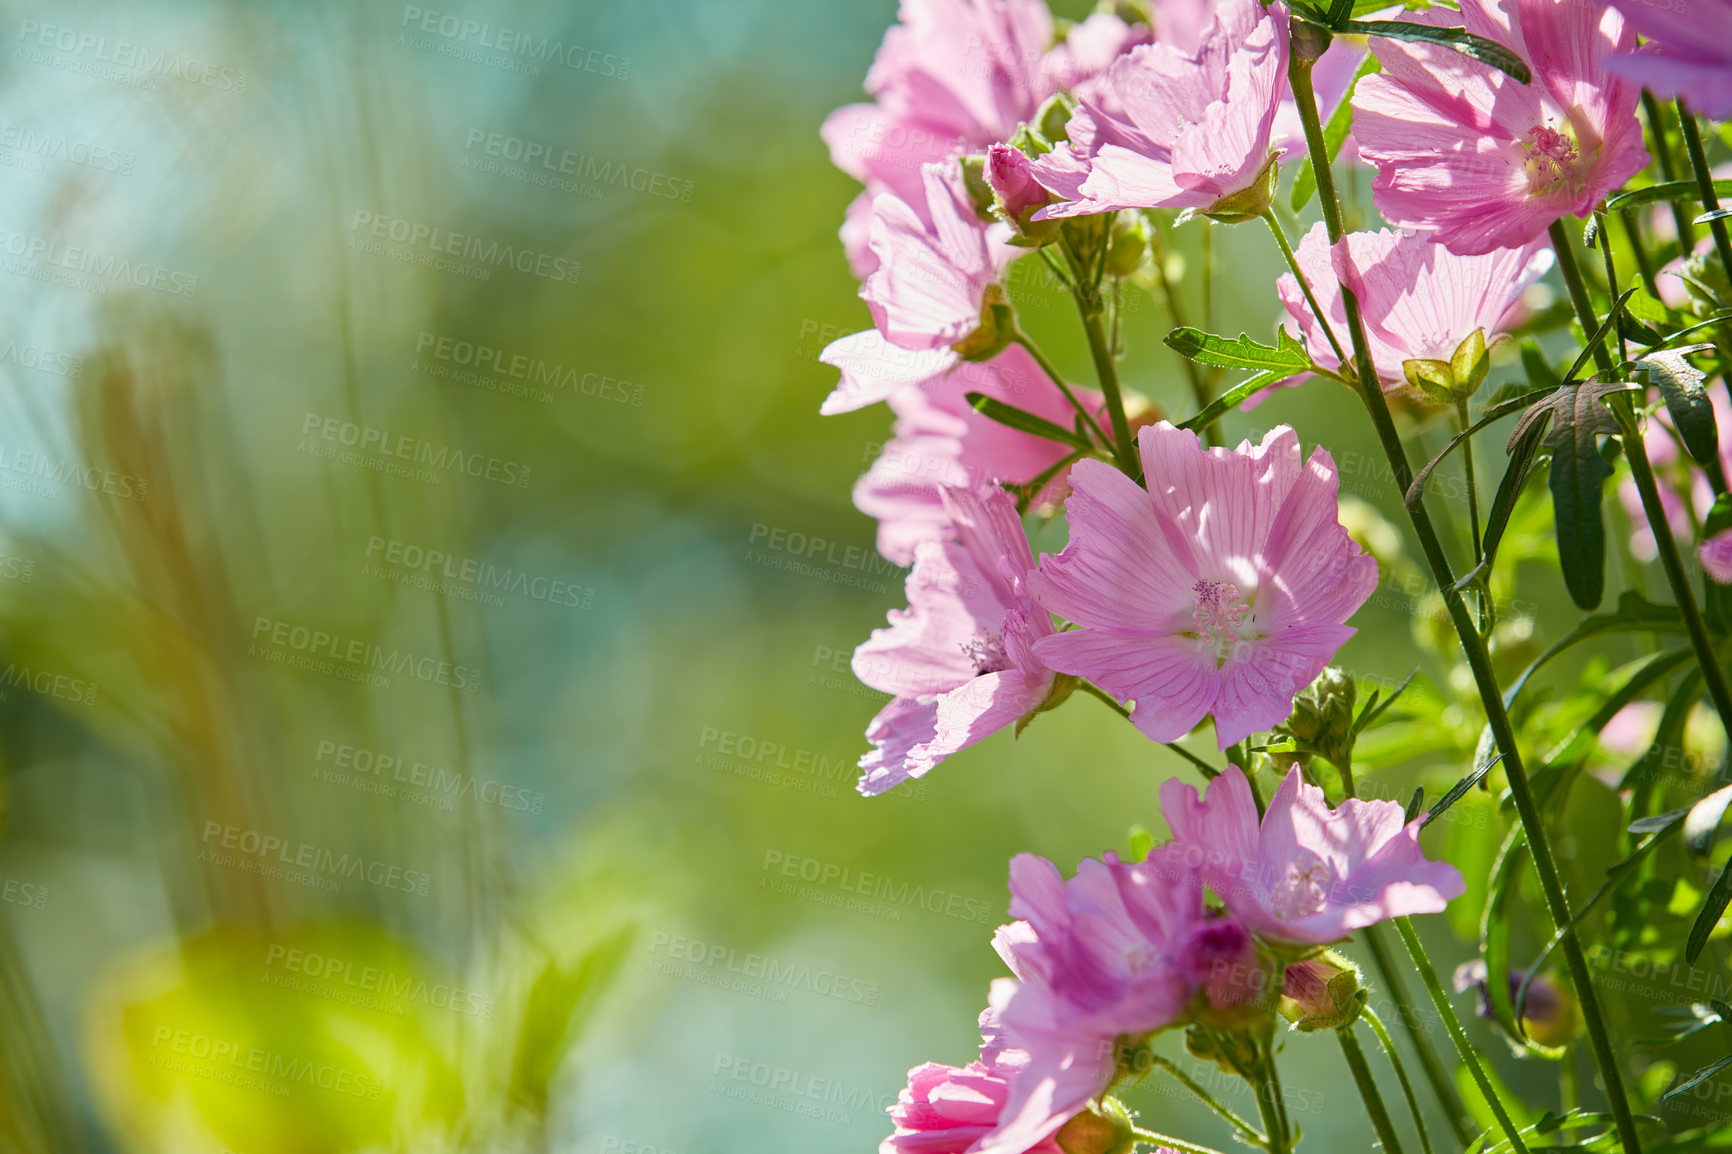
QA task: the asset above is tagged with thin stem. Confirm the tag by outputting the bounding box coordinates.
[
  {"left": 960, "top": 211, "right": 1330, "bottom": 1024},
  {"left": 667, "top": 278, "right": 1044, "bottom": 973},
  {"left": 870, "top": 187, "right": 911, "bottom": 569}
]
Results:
[
  {"left": 1363, "top": 1007, "right": 1436, "bottom": 1154},
  {"left": 1262, "top": 211, "right": 1351, "bottom": 369},
  {"left": 1078, "top": 680, "right": 1227, "bottom": 776},
  {"left": 1145, "top": 1055, "right": 1265, "bottom": 1145},
  {"left": 1593, "top": 212, "right": 1629, "bottom": 365},
  {"left": 1548, "top": 220, "right": 1615, "bottom": 375},
  {"left": 1069, "top": 262, "right": 1140, "bottom": 477},
  {"left": 1643, "top": 91, "right": 1698, "bottom": 251},
  {"left": 1262, "top": 1038, "right": 1293, "bottom": 1149},
  {"left": 1395, "top": 917, "right": 1530, "bottom": 1154},
  {"left": 1620, "top": 211, "right": 1660, "bottom": 298},
  {"left": 1338, "top": 1026, "right": 1406, "bottom": 1154},
  {"left": 1251, "top": 1057, "right": 1291, "bottom": 1154},
  {"left": 1560, "top": 1044, "right": 1581, "bottom": 1141},
  {"left": 1676, "top": 99, "right": 1732, "bottom": 286},
  {"left": 1363, "top": 923, "right": 1478, "bottom": 1146},
  {"left": 1608, "top": 391, "right": 1732, "bottom": 737},
  {"left": 1077, "top": 678, "right": 1131, "bottom": 718},
  {"left": 1011, "top": 332, "right": 1113, "bottom": 450},
  {"left": 1456, "top": 399, "right": 1483, "bottom": 566},
  {"left": 1129, "top": 1128, "right": 1229, "bottom": 1154},
  {"left": 1290, "top": 42, "right": 1641, "bottom": 1154},
  {"left": 1143, "top": 214, "right": 1218, "bottom": 442}
]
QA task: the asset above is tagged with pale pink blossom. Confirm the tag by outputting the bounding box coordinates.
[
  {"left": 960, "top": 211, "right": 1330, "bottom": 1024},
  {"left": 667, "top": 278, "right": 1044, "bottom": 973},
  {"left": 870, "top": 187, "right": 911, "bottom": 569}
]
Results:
[
  {"left": 1353, "top": 0, "right": 1649, "bottom": 254},
  {"left": 1606, "top": 0, "right": 1732, "bottom": 119},
  {"left": 1161, "top": 767, "right": 1467, "bottom": 946},
  {"left": 854, "top": 484, "right": 1057, "bottom": 794},
  {"left": 982, "top": 847, "right": 1223, "bottom": 1154},
  {"left": 1702, "top": 530, "right": 1732, "bottom": 584},
  {"left": 1277, "top": 223, "right": 1551, "bottom": 386},
  {"left": 1028, "top": 0, "right": 1289, "bottom": 219},
  {"left": 821, "top": 161, "right": 1015, "bottom": 416},
  {"left": 823, "top": 1, "right": 1147, "bottom": 275},
  {"left": 854, "top": 345, "right": 1098, "bottom": 565},
  {"left": 1030, "top": 424, "right": 1377, "bottom": 749}
]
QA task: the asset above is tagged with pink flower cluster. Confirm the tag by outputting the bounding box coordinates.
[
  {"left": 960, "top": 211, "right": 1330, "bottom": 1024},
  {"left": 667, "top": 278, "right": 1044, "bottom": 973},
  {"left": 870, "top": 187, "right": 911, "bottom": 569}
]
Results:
[{"left": 884, "top": 769, "right": 1463, "bottom": 1154}]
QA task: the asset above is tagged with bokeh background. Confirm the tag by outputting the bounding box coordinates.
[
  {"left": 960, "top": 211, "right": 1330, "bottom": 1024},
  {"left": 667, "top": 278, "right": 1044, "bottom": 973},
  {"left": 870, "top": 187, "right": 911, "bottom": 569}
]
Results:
[{"left": 0, "top": 1, "right": 1725, "bottom": 1152}]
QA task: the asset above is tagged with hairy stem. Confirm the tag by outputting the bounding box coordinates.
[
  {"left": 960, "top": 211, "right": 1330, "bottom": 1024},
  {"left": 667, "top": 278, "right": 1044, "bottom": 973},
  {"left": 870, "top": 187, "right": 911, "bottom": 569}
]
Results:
[
  {"left": 1146, "top": 1055, "right": 1265, "bottom": 1144},
  {"left": 1289, "top": 42, "right": 1643, "bottom": 1153},
  {"left": 1363, "top": 922, "right": 1478, "bottom": 1146},
  {"left": 1363, "top": 1007, "right": 1436, "bottom": 1154},
  {"left": 1338, "top": 1026, "right": 1406, "bottom": 1154}
]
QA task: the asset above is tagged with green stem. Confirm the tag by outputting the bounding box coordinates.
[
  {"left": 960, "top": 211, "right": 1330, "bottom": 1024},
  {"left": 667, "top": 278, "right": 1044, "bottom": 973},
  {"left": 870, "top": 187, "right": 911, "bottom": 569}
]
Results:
[
  {"left": 1676, "top": 99, "right": 1732, "bottom": 286},
  {"left": 1364, "top": 923, "right": 1478, "bottom": 1146},
  {"left": 1547, "top": 220, "right": 1615, "bottom": 375},
  {"left": 1145, "top": 1055, "right": 1265, "bottom": 1145},
  {"left": 1251, "top": 1057, "right": 1291, "bottom": 1154},
  {"left": 1339, "top": 1026, "right": 1406, "bottom": 1154},
  {"left": 1291, "top": 42, "right": 1643, "bottom": 1154},
  {"left": 1011, "top": 332, "right": 1113, "bottom": 450},
  {"left": 1394, "top": 917, "right": 1531, "bottom": 1154},
  {"left": 1594, "top": 212, "right": 1629, "bottom": 365},
  {"left": 1619, "top": 210, "right": 1660, "bottom": 298},
  {"left": 1129, "top": 1127, "right": 1230, "bottom": 1154},
  {"left": 1455, "top": 398, "right": 1483, "bottom": 566},
  {"left": 1363, "top": 1007, "right": 1436, "bottom": 1154},
  {"left": 1607, "top": 391, "right": 1732, "bottom": 738},
  {"left": 1261, "top": 210, "right": 1351, "bottom": 370},
  {"left": 1072, "top": 287, "right": 1140, "bottom": 478},
  {"left": 1078, "top": 680, "right": 1225, "bottom": 776},
  {"left": 1643, "top": 92, "right": 1698, "bottom": 251},
  {"left": 1143, "top": 214, "right": 1218, "bottom": 443}
]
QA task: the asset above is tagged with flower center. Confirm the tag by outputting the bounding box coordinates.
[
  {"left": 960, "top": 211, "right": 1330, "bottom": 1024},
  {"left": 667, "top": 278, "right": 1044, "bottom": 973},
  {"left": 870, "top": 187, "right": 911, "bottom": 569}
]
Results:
[
  {"left": 961, "top": 632, "right": 1010, "bottom": 675},
  {"left": 1268, "top": 852, "right": 1330, "bottom": 922},
  {"left": 1191, "top": 579, "right": 1255, "bottom": 661},
  {"left": 1524, "top": 123, "right": 1581, "bottom": 192}
]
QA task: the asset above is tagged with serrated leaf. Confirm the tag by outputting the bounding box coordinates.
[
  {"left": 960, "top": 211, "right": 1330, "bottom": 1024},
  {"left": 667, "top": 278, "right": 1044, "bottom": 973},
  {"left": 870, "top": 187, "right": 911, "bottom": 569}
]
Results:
[
  {"left": 1292, "top": 54, "right": 1380, "bottom": 211},
  {"left": 1607, "top": 179, "right": 1732, "bottom": 212},
  {"left": 1507, "top": 378, "right": 1643, "bottom": 609},
  {"left": 1626, "top": 345, "right": 1718, "bottom": 466},
  {"left": 1344, "top": 19, "right": 1532, "bottom": 84},
  {"left": 965, "top": 392, "right": 1093, "bottom": 451},
  {"left": 1163, "top": 327, "right": 1311, "bottom": 373}
]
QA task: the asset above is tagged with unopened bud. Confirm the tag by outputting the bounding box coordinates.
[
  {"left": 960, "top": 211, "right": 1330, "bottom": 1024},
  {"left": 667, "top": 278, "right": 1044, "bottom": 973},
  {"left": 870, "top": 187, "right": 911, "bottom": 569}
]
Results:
[
  {"left": 987, "top": 143, "right": 1061, "bottom": 246},
  {"left": 1056, "top": 1097, "right": 1135, "bottom": 1154},
  {"left": 1279, "top": 952, "right": 1364, "bottom": 1032},
  {"left": 1276, "top": 667, "right": 1357, "bottom": 769},
  {"left": 1453, "top": 960, "right": 1577, "bottom": 1048}
]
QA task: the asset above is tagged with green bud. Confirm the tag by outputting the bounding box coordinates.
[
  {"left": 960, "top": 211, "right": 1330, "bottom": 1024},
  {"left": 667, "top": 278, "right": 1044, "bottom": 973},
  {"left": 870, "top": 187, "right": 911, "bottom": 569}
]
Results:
[
  {"left": 1016, "top": 673, "right": 1078, "bottom": 736},
  {"left": 1401, "top": 358, "right": 1456, "bottom": 404},
  {"left": 1291, "top": 19, "right": 1332, "bottom": 65},
  {"left": 1036, "top": 93, "right": 1075, "bottom": 150},
  {"left": 1056, "top": 1097, "right": 1136, "bottom": 1154},
  {"left": 1450, "top": 328, "right": 1490, "bottom": 398},
  {"left": 1105, "top": 215, "right": 1148, "bottom": 278},
  {"left": 958, "top": 155, "right": 996, "bottom": 224},
  {"left": 1275, "top": 667, "right": 1357, "bottom": 770}
]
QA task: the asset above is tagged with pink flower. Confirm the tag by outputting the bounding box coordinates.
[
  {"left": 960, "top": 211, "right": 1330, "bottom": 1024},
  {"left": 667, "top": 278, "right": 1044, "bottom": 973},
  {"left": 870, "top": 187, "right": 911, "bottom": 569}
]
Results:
[
  {"left": 821, "top": 161, "right": 1015, "bottom": 417},
  {"left": 855, "top": 346, "right": 1097, "bottom": 565},
  {"left": 1606, "top": 0, "right": 1732, "bottom": 119},
  {"left": 1161, "top": 767, "right": 1467, "bottom": 946},
  {"left": 986, "top": 143, "right": 1056, "bottom": 228},
  {"left": 853, "top": 483, "right": 1057, "bottom": 794},
  {"left": 1277, "top": 223, "right": 1551, "bottom": 386},
  {"left": 1029, "top": 0, "right": 1289, "bottom": 219},
  {"left": 1030, "top": 423, "right": 1377, "bottom": 749},
  {"left": 982, "top": 847, "right": 1218, "bottom": 1154},
  {"left": 1702, "top": 530, "right": 1732, "bottom": 585},
  {"left": 822, "top": 1, "right": 1146, "bottom": 276},
  {"left": 1353, "top": 0, "right": 1649, "bottom": 254}
]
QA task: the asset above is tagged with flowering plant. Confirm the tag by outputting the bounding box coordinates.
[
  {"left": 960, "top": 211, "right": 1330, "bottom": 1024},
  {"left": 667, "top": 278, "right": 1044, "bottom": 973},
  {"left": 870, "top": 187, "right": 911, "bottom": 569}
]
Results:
[{"left": 820, "top": 1, "right": 1732, "bottom": 1152}]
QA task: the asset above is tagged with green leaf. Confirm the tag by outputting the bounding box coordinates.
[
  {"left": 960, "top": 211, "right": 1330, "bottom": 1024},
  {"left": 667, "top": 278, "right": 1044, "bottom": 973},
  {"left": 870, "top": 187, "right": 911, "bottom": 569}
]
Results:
[
  {"left": 1163, "top": 326, "right": 1311, "bottom": 373},
  {"left": 1697, "top": 207, "right": 1732, "bottom": 226},
  {"left": 1506, "top": 377, "right": 1643, "bottom": 609},
  {"left": 1292, "top": 54, "right": 1380, "bottom": 211},
  {"left": 1481, "top": 417, "right": 1545, "bottom": 570},
  {"left": 1422, "top": 753, "right": 1501, "bottom": 829},
  {"left": 1404, "top": 386, "right": 1554, "bottom": 510},
  {"left": 1607, "top": 179, "right": 1732, "bottom": 212},
  {"left": 1660, "top": 1057, "right": 1732, "bottom": 1104},
  {"left": 1625, "top": 345, "right": 1718, "bottom": 466},
  {"left": 1687, "top": 848, "right": 1732, "bottom": 964},
  {"left": 1623, "top": 287, "right": 1680, "bottom": 328},
  {"left": 1176, "top": 370, "right": 1286, "bottom": 433},
  {"left": 965, "top": 392, "right": 1093, "bottom": 451},
  {"left": 508, "top": 928, "right": 634, "bottom": 1114},
  {"left": 1344, "top": 19, "right": 1532, "bottom": 84},
  {"left": 1519, "top": 339, "right": 1562, "bottom": 392}
]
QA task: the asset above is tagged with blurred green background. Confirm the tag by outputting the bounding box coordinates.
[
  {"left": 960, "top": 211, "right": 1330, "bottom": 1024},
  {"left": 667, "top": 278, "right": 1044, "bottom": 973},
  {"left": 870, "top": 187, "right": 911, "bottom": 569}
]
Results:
[{"left": 0, "top": 1, "right": 1726, "bottom": 1152}]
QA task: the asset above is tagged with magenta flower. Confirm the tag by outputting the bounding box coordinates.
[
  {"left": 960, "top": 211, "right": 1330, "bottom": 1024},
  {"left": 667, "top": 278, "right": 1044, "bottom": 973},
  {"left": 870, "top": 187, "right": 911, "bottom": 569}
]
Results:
[
  {"left": 1161, "top": 767, "right": 1467, "bottom": 946},
  {"left": 982, "top": 847, "right": 1219, "bottom": 1154},
  {"left": 1028, "top": 0, "right": 1289, "bottom": 220},
  {"left": 820, "top": 161, "right": 1015, "bottom": 417},
  {"left": 1353, "top": 0, "right": 1648, "bottom": 255},
  {"left": 853, "top": 483, "right": 1057, "bottom": 794},
  {"left": 881, "top": 1058, "right": 1064, "bottom": 1154},
  {"left": 1030, "top": 423, "right": 1377, "bottom": 749},
  {"left": 1702, "top": 530, "right": 1732, "bottom": 585},
  {"left": 1277, "top": 223, "right": 1551, "bottom": 386},
  {"left": 1606, "top": 0, "right": 1732, "bottom": 119},
  {"left": 855, "top": 345, "right": 1098, "bottom": 565}
]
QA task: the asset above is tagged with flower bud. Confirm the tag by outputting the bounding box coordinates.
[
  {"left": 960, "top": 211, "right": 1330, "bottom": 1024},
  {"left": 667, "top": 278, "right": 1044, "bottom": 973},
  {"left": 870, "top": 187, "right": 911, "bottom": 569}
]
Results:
[
  {"left": 1453, "top": 961, "right": 1577, "bottom": 1048},
  {"left": 1197, "top": 152, "right": 1279, "bottom": 224},
  {"left": 1105, "top": 214, "right": 1148, "bottom": 278},
  {"left": 1179, "top": 916, "right": 1273, "bottom": 1026},
  {"left": 987, "top": 143, "right": 1061, "bottom": 246},
  {"left": 958, "top": 155, "right": 998, "bottom": 225},
  {"left": 1279, "top": 952, "right": 1364, "bottom": 1032},
  {"left": 1276, "top": 667, "right": 1357, "bottom": 770},
  {"left": 1056, "top": 1096, "right": 1136, "bottom": 1154},
  {"left": 951, "top": 283, "right": 1016, "bottom": 363}
]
